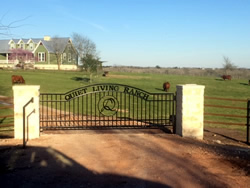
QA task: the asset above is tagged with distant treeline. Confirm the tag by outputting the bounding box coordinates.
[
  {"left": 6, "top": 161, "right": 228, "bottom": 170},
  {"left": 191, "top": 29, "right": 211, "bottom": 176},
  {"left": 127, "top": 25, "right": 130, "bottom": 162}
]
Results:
[{"left": 103, "top": 66, "right": 250, "bottom": 79}]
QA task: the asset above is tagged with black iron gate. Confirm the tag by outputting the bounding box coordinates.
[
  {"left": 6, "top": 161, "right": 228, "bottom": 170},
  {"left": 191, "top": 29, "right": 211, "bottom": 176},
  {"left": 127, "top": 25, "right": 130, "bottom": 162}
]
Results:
[{"left": 40, "top": 83, "right": 176, "bottom": 131}]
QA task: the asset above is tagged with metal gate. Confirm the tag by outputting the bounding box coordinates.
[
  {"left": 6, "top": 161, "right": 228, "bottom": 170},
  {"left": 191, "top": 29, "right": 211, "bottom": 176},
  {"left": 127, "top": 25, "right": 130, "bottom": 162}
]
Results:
[{"left": 40, "top": 83, "right": 176, "bottom": 130}]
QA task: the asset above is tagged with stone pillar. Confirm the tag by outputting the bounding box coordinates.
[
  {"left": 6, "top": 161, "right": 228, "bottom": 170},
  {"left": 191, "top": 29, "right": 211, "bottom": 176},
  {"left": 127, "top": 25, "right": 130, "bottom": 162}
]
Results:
[
  {"left": 13, "top": 85, "right": 40, "bottom": 139},
  {"left": 176, "top": 84, "right": 205, "bottom": 140}
]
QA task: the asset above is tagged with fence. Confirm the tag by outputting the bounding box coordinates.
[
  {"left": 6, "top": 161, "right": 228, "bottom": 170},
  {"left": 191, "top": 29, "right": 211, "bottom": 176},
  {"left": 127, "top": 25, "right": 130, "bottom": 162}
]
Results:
[
  {"left": 204, "top": 96, "right": 249, "bottom": 144},
  {"left": 0, "top": 96, "right": 14, "bottom": 131}
]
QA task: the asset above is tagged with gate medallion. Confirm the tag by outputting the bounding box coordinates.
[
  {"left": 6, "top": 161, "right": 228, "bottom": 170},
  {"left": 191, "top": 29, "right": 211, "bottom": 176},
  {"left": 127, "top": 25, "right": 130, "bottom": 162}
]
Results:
[{"left": 98, "top": 95, "right": 119, "bottom": 116}]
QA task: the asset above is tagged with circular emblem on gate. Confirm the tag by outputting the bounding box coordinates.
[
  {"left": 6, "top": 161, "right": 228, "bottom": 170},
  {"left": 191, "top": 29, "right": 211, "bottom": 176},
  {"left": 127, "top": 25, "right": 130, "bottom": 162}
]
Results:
[{"left": 98, "top": 96, "right": 119, "bottom": 116}]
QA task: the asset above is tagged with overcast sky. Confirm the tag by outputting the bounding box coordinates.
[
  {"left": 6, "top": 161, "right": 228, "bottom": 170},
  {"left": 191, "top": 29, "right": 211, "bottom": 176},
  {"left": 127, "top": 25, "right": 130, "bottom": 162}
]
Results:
[{"left": 1, "top": 0, "right": 250, "bottom": 68}]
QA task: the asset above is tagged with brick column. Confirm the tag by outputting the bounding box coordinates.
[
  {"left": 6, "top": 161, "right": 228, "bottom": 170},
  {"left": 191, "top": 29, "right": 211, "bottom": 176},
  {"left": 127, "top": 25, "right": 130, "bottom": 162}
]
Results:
[
  {"left": 176, "top": 84, "right": 205, "bottom": 140},
  {"left": 13, "top": 85, "right": 40, "bottom": 139}
]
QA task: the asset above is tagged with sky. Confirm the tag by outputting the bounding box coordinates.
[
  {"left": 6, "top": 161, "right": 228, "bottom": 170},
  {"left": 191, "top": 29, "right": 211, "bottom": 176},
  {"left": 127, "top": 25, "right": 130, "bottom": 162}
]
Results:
[{"left": 1, "top": 0, "right": 250, "bottom": 68}]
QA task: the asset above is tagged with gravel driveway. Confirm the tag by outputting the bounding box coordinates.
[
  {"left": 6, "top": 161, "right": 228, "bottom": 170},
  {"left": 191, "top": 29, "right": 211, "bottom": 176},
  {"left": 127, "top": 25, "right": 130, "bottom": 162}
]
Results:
[{"left": 0, "top": 129, "right": 249, "bottom": 188}]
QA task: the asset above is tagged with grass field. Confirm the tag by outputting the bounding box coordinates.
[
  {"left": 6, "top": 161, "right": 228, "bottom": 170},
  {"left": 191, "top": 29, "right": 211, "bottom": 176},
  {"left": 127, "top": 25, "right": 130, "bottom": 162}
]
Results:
[{"left": 0, "top": 69, "right": 249, "bottom": 132}]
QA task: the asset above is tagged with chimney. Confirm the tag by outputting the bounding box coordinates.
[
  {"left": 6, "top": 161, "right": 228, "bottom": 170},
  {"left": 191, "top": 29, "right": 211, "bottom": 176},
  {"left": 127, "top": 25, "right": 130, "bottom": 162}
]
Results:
[{"left": 44, "top": 36, "right": 51, "bottom": 41}]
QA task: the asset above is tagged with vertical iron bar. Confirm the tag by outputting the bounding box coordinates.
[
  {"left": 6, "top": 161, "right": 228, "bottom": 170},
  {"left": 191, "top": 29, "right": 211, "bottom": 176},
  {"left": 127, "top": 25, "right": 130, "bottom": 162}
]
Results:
[
  {"left": 165, "top": 94, "right": 167, "bottom": 125},
  {"left": 157, "top": 94, "right": 159, "bottom": 126},
  {"left": 41, "top": 94, "right": 44, "bottom": 128},
  {"left": 173, "top": 94, "right": 176, "bottom": 134},
  {"left": 161, "top": 94, "right": 163, "bottom": 126},
  {"left": 86, "top": 95, "right": 88, "bottom": 127},
  {"left": 64, "top": 98, "right": 66, "bottom": 127},
  {"left": 69, "top": 100, "right": 71, "bottom": 127},
  {"left": 95, "top": 93, "right": 97, "bottom": 126},
  {"left": 120, "top": 92, "right": 122, "bottom": 126},
  {"left": 91, "top": 93, "right": 92, "bottom": 127},
  {"left": 50, "top": 95, "right": 53, "bottom": 127},
  {"left": 73, "top": 98, "right": 75, "bottom": 127},
  {"left": 116, "top": 91, "right": 118, "bottom": 127},
  {"left": 98, "top": 92, "right": 100, "bottom": 127},
  {"left": 77, "top": 96, "right": 79, "bottom": 127},
  {"left": 153, "top": 95, "right": 155, "bottom": 124},
  {"left": 129, "top": 93, "right": 131, "bottom": 126},
  {"left": 56, "top": 95, "right": 57, "bottom": 127},
  {"left": 82, "top": 95, "right": 84, "bottom": 128},
  {"left": 124, "top": 93, "right": 129, "bottom": 125},
  {"left": 46, "top": 95, "right": 48, "bottom": 127},
  {"left": 168, "top": 94, "right": 170, "bottom": 125},
  {"left": 60, "top": 95, "right": 62, "bottom": 127},
  {"left": 137, "top": 96, "right": 139, "bottom": 126},
  {"left": 111, "top": 91, "right": 113, "bottom": 127},
  {"left": 133, "top": 95, "right": 135, "bottom": 127},
  {"left": 119, "top": 93, "right": 123, "bottom": 125},
  {"left": 247, "top": 100, "right": 250, "bottom": 145},
  {"left": 140, "top": 97, "right": 143, "bottom": 126},
  {"left": 149, "top": 100, "right": 151, "bottom": 126},
  {"left": 145, "top": 99, "right": 147, "bottom": 125},
  {"left": 104, "top": 92, "right": 106, "bottom": 127}
]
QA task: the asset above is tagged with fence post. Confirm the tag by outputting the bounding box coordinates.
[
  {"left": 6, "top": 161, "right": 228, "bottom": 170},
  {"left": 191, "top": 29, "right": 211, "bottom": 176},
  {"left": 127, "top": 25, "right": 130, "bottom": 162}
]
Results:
[
  {"left": 13, "top": 85, "right": 40, "bottom": 140},
  {"left": 176, "top": 84, "right": 205, "bottom": 140},
  {"left": 247, "top": 100, "right": 250, "bottom": 145}
]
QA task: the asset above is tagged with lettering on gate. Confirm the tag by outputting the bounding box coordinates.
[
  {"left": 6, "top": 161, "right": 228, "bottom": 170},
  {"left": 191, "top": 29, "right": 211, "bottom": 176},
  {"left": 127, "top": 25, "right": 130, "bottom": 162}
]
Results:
[{"left": 64, "top": 84, "right": 150, "bottom": 101}]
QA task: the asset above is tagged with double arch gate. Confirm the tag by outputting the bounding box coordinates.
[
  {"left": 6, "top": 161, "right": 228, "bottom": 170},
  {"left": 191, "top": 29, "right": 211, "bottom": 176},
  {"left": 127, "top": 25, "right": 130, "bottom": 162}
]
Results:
[{"left": 40, "top": 83, "right": 176, "bottom": 131}]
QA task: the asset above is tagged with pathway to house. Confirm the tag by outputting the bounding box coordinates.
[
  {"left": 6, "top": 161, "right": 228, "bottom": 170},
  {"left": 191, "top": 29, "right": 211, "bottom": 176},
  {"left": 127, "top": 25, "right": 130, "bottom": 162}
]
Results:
[{"left": 0, "top": 129, "right": 249, "bottom": 188}]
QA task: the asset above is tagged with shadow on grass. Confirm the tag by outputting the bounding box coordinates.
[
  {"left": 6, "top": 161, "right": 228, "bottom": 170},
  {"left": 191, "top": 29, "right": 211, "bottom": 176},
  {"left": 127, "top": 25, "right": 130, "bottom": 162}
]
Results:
[
  {"left": 71, "top": 77, "right": 90, "bottom": 82},
  {"left": 240, "top": 83, "right": 249, "bottom": 86},
  {"left": 215, "top": 79, "right": 224, "bottom": 81},
  {"left": 155, "top": 88, "right": 165, "bottom": 92}
]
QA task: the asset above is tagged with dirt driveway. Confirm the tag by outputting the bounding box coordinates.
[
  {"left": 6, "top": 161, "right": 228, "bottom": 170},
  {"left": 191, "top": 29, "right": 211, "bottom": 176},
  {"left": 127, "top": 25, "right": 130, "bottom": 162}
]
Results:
[{"left": 0, "top": 129, "right": 249, "bottom": 188}]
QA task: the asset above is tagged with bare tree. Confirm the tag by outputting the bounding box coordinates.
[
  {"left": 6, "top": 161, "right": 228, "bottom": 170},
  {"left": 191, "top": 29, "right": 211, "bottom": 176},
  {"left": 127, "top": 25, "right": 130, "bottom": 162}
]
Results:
[
  {"left": 72, "top": 32, "right": 102, "bottom": 79},
  {"left": 0, "top": 13, "right": 30, "bottom": 38},
  {"left": 50, "top": 36, "right": 65, "bottom": 70},
  {"left": 222, "top": 56, "right": 237, "bottom": 74},
  {"left": 71, "top": 32, "right": 98, "bottom": 59}
]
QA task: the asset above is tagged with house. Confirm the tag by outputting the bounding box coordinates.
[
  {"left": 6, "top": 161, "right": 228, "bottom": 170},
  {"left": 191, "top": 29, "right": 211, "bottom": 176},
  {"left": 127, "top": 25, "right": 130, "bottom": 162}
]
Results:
[{"left": 0, "top": 36, "right": 78, "bottom": 70}]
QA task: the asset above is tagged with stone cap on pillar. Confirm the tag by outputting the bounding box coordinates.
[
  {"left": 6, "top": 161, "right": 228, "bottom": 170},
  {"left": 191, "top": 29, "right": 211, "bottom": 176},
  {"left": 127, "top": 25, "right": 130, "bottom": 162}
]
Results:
[
  {"left": 176, "top": 84, "right": 205, "bottom": 88},
  {"left": 13, "top": 85, "right": 40, "bottom": 90}
]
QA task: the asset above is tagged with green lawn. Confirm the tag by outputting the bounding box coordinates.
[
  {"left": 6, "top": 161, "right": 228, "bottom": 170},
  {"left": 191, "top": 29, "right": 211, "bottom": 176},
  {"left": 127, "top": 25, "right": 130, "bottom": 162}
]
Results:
[{"left": 0, "top": 69, "right": 249, "bottom": 132}]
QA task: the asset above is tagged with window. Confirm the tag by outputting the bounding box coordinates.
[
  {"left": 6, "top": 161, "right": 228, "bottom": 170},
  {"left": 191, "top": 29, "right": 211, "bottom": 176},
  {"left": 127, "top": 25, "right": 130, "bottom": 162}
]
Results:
[
  {"left": 20, "top": 43, "right": 24, "bottom": 49},
  {"left": 38, "top": 52, "right": 45, "bottom": 62},
  {"left": 10, "top": 43, "right": 15, "bottom": 49},
  {"left": 68, "top": 53, "right": 71, "bottom": 62},
  {"left": 29, "top": 43, "right": 33, "bottom": 50},
  {"left": 63, "top": 53, "right": 66, "bottom": 60}
]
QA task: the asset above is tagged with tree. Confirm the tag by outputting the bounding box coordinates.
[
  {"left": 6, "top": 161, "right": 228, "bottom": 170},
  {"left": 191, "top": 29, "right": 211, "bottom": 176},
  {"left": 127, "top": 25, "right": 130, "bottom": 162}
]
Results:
[
  {"left": 81, "top": 54, "right": 101, "bottom": 82},
  {"left": 71, "top": 32, "right": 98, "bottom": 60},
  {"left": 72, "top": 32, "right": 102, "bottom": 81},
  {"left": 0, "top": 14, "right": 30, "bottom": 38},
  {"left": 8, "top": 48, "right": 36, "bottom": 69},
  {"left": 222, "top": 56, "right": 237, "bottom": 74},
  {"left": 50, "top": 36, "right": 65, "bottom": 70}
]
